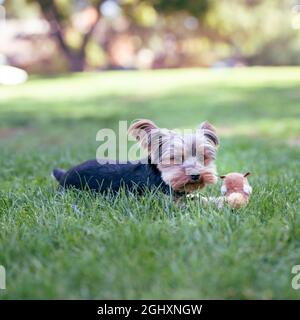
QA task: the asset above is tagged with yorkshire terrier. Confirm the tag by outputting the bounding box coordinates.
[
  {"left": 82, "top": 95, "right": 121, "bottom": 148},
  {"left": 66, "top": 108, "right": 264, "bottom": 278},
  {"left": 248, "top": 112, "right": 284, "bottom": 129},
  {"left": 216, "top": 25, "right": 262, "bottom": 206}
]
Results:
[{"left": 52, "top": 119, "right": 219, "bottom": 196}]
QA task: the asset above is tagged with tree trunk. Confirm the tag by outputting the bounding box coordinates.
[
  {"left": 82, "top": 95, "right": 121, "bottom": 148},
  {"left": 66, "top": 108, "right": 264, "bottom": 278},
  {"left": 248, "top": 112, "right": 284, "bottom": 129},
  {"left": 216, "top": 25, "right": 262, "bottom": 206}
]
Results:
[
  {"left": 37, "top": 0, "right": 100, "bottom": 72},
  {"left": 68, "top": 53, "right": 86, "bottom": 72}
]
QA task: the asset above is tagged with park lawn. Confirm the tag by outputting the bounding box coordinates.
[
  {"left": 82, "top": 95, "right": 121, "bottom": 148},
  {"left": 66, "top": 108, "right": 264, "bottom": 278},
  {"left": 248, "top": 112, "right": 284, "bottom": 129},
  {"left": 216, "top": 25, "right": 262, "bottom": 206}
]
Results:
[{"left": 0, "top": 67, "right": 300, "bottom": 299}]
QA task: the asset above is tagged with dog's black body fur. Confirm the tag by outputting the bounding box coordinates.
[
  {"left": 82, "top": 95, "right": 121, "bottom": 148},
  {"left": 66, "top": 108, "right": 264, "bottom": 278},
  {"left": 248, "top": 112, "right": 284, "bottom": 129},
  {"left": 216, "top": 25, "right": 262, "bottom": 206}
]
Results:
[{"left": 53, "top": 159, "right": 171, "bottom": 194}]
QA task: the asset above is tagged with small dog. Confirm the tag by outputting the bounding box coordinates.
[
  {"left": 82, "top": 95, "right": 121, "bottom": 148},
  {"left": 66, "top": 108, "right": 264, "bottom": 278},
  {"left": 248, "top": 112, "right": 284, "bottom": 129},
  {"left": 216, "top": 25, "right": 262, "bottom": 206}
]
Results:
[{"left": 52, "top": 119, "right": 219, "bottom": 196}]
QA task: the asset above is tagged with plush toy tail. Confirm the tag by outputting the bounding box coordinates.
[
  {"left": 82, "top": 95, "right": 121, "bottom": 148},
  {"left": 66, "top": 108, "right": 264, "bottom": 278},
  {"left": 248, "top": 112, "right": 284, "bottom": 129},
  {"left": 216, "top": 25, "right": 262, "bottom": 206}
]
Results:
[{"left": 51, "top": 168, "right": 66, "bottom": 183}]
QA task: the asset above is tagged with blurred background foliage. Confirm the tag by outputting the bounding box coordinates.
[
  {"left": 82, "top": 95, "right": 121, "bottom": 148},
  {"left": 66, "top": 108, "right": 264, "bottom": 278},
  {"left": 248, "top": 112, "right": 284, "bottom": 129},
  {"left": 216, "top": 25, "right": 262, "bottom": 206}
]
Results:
[{"left": 1, "top": 0, "right": 300, "bottom": 73}]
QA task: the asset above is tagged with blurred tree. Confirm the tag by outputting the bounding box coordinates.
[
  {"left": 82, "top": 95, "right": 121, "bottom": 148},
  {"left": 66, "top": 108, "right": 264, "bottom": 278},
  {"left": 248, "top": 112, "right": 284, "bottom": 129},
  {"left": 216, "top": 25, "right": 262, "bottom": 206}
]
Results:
[
  {"left": 206, "top": 0, "right": 300, "bottom": 65},
  {"left": 26, "top": 0, "right": 211, "bottom": 71},
  {"left": 27, "top": 0, "right": 103, "bottom": 71},
  {"left": 146, "top": 0, "right": 209, "bottom": 15},
  {"left": 8, "top": 0, "right": 299, "bottom": 71}
]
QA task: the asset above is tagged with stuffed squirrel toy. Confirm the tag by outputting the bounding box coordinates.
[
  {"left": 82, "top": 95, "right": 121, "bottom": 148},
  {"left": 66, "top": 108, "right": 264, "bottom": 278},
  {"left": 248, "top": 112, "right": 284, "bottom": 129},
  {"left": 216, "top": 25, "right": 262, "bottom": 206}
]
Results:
[
  {"left": 189, "top": 172, "right": 252, "bottom": 209},
  {"left": 220, "top": 172, "right": 252, "bottom": 208}
]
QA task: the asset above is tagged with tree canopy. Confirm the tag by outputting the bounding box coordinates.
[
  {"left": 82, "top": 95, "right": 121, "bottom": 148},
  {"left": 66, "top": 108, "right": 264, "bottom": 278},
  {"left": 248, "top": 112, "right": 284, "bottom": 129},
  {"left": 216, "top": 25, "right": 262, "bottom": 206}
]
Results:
[{"left": 6, "top": 0, "right": 300, "bottom": 71}]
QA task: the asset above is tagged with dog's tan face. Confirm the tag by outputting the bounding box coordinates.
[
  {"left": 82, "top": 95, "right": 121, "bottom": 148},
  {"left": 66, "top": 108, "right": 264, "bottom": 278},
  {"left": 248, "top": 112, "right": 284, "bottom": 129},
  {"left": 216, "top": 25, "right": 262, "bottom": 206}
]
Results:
[{"left": 129, "top": 119, "right": 219, "bottom": 192}]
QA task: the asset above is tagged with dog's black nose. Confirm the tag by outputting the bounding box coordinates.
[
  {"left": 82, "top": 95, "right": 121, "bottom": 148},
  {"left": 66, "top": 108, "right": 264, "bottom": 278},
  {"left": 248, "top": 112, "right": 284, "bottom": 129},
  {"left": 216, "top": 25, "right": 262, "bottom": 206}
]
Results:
[{"left": 191, "top": 174, "right": 200, "bottom": 181}]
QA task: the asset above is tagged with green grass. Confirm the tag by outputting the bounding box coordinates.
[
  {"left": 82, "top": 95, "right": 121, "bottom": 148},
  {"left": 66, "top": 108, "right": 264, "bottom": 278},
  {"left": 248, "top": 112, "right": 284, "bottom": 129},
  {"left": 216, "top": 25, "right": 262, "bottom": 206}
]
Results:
[{"left": 0, "top": 67, "right": 300, "bottom": 299}]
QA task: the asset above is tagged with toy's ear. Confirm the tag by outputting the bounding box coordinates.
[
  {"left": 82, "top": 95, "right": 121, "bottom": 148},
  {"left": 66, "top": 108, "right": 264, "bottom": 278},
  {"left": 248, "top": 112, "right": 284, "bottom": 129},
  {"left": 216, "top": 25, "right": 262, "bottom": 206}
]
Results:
[
  {"left": 243, "top": 172, "right": 251, "bottom": 177},
  {"left": 220, "top": 175, "right": 226, "bottom": 179}
]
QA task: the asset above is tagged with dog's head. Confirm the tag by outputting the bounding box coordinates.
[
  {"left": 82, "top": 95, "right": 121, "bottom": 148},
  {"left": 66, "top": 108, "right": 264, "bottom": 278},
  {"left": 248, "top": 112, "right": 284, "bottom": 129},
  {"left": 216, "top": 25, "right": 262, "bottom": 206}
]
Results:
[{"left": 128, "top": 119, "right": 219, "bottom": 192}]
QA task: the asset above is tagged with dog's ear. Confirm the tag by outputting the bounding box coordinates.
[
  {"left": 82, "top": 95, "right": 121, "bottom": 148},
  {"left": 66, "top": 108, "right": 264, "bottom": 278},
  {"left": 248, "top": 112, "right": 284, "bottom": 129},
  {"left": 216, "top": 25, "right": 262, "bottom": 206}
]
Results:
[
  {"left": 243, "top": 172, "right": 251, "bottom": 177},
  {"left": 128, "top": 119, "right": 158, "bottom": 137},
  {"left": 199, "top": 121, "right": 219, "bottom": 146},
  {"left": 128, "top": 119, "right": 160, "bottom": 151},
  {"left": 128, "top": 120, "right": 171, "bottom": 162},
  {"left": 199, "top": 121, "right": 216, "bottom": 132}
]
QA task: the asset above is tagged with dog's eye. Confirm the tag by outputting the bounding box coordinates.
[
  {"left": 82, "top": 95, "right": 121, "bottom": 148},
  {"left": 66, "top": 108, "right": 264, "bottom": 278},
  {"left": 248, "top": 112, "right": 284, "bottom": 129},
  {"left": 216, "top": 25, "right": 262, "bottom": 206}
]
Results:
[
  {"left": 170, "top": 155, "right": 183, "bottom": 163},
  {"left": 169, "top": 156, "right": 177, "bottom": 163},
  {"left": 203, "top": 154, "right": 210, "bottom": 164},
  {"left": 197, "top": 154, "right": 207, "bottom": 163}
]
